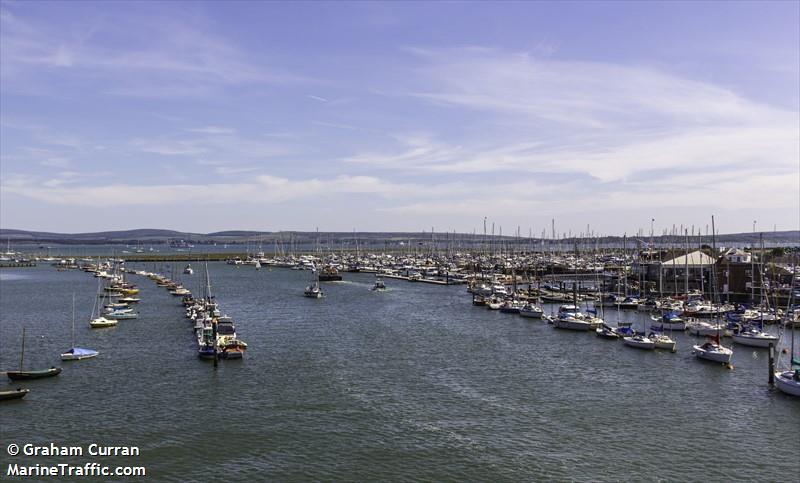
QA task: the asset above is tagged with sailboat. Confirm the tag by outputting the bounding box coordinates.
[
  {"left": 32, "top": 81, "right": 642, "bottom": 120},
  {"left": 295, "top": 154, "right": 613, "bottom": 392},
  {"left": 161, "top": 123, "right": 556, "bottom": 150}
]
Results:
[
  {"left": 623, "top": 330, "right": 656, "bottom": 350},
  {"left": 553, "top": 283, "right": 602, "bottom": 330},
  {"left": 621, "top": 267, "right": 654, "bottom": 349},
  {"left": 731, "top": 321, "right": 779, "bottom": 348},
  {"left": 692, "top": 216, "right": 733, "bottom": 366},
  {"left": 693, "top": 334, "right": 733, "bottom": 364},
  {"left": 90, "top": 280, "right": 117, "bottom": 328},
  {"left": 372, "top": 277, "right": 387, "bottom": 291},
  {"left": 774, "top": 325, "right": 800, "bottom": 396},
  {"left": 304, "top": 263, "right": 324, "bottom": 298},
  {"left": 774, "top": 266, "right": 799, "bottom": 396},
  {"left": 6, "top": 328, "right": 62, "bottom": 380},
  {"left": 61, "top": 294, "right": 99, "bottom": 360}
]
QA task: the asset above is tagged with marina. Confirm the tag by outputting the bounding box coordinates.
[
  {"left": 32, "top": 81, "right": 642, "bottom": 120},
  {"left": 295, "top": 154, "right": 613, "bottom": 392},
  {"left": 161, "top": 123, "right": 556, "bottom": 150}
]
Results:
[
  {"left": 1, "top": 254, "right": 797, "bottom": 480},
  {"left": 1, "top": 1, "right": 798, "bottom": 480}
]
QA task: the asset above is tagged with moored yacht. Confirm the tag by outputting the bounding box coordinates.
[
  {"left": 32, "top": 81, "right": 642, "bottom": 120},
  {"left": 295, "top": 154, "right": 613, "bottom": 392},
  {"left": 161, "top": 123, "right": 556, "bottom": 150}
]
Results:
[
  {"left": 650, "top": 312, "right": 687, "bottom": 331},
  {"left": 553, "top": 305, "right": 599, "bottom": 331},
  {"left": 731, "top": 324, "right": 779, "bottom": 348},
  {"left": 649, "top": 332, "right": 677, "bottom": 352},
  {"left": 90, "top": 316, "right": 118, "bottom": 328},
  {"left": 519, "top": 303, "right": 544, "bottom": 318},
  {"left": 623, "top": 333, "right": 656, "bottom": 350},
  {"left": 304, "top": 281, "right": 323, "bottom": 298},
  {"left": 692, "top": 335, "right": 733, "bottom": 364}
]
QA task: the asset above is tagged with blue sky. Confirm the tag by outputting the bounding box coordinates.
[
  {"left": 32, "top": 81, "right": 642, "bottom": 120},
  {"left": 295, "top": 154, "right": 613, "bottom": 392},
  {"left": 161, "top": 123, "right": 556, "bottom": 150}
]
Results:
[{"left": 1, "top": 0, "right": 798, "bottom": 236}]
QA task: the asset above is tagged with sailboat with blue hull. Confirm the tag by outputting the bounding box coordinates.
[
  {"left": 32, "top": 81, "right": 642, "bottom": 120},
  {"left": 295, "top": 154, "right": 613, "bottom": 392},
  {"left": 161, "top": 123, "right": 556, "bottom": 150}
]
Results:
[{"left": 62, "top": 293, "right": 99, "bottom": 361}]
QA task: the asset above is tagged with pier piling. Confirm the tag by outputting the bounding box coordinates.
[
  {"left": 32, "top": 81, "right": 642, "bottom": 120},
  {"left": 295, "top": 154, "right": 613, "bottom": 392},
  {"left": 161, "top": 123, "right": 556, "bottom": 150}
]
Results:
[{"left": 768, "top": 343, "right": 774, "bottom": 385}]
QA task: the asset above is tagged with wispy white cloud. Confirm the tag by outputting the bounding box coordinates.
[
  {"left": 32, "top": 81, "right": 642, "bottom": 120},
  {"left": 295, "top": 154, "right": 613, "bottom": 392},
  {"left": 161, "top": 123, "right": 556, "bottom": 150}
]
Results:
[
  {"left": 349, "top": 48, "right": 798, "bottom": 184},
  {"left": 312, "top": 120, "right": 362, "bottom": 131},
  {"left": 131, "top": 131, "right": 296, "bottom": 159},
  {"left": 186, "top": 126, "right": 236, "bottom": 135},
  {"left": 131, "top": 139, "right": 207, "bottom": 156},
  {"left": 0, "top": 4, "right": 311, "bottom": 99},
  {"left": 1, "top": 174, "right": 423, "bottom": 207},
  {"left": 213, "top": 166, "right": 260, "bottom": 176},
  {"left": 39, "top": 157, "right": 71, "bottom": 168}
]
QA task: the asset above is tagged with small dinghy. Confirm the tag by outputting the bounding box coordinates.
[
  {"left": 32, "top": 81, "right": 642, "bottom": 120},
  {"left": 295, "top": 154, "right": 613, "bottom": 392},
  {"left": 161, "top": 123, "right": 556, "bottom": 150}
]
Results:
[
  {"left": 61, "top": 347, "right": 99, "bottom": 361},
  {"left": 0, "top": 388, "right": 30, "bottom": 401}
]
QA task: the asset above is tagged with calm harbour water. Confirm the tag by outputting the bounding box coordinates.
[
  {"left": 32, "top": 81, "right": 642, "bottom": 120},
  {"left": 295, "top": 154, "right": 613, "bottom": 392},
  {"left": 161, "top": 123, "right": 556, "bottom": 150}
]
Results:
[{"left": 1, "top": 264, "right": 797, "bottom": 481}]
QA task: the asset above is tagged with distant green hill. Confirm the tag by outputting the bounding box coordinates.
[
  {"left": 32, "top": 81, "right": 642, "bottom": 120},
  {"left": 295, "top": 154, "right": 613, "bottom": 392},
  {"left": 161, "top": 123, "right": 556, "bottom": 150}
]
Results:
[{"left": 0, "top": 228, "right": 797, "bottom": 245}]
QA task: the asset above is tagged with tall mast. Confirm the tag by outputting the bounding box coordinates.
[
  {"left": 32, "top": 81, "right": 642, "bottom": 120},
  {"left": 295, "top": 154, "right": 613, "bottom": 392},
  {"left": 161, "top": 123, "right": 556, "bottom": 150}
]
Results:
[
  {"left": 759, "top": 232, "right": 765, "bottom": 308},
  {"left": 684, "top": 230, "right": 689, "bottom": 296},
  {"left": 71, "top": 293, "right": 76, "bottom": 348},
  {"left": 623, "top": 234, "right": 628, "bottom": 297},
  {"left": 751, "top": 220, "right": 756, "bottom": 304},
  {"left": 710, "top": 215, "right": 720, "bottom": 340},
  {"left": 19, "top": 327, "right": 26, "bottom": 371}
]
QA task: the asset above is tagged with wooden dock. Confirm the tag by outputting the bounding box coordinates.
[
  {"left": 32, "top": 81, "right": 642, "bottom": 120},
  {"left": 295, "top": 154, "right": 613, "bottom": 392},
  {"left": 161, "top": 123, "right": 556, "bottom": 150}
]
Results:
[{"left": 382, "top": 274, "right": 465, "bottom": 285}]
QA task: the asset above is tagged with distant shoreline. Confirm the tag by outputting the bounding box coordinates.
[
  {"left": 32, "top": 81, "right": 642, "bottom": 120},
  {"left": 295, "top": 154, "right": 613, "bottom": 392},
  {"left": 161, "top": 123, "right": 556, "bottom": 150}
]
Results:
[{"left": 1, "top": 228, "right": 798, "bottom": 246}]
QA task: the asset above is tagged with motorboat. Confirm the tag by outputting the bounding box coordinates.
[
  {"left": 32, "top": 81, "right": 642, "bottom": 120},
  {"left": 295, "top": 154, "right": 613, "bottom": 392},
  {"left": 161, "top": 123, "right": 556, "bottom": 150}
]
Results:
[{"left": 499, "top": 300, "right": 523, "bottom": 314}]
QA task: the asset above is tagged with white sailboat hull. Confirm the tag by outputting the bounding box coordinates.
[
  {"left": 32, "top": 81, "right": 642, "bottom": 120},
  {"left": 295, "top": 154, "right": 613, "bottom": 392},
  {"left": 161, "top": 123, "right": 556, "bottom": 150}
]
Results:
[
  {"left": 687, "top": 323, "right": 727, "bottom": 337},
  {"left": 90, "top": 317, "right": 117, "bottom": 328},
  {"left": 60, "top": 352, "right": 98, "bottom": 361},
  {"left": 649, "top": 320, "right": 687, "bottom": 331},
  {"left": 653, "top": 338, "right": 677, "bottom": 351},
  {"left": 623, "top": 337, "right": 655, "bottom": 350},
  {"left": 731, "top": 334, "right": 778, "bottom": 348},
  {"left": 553, "top": 318, "right": 591, "bottom": 331},
  {"left": 774, "top": 372, "right": 800, "bottom": 396},
  {"left": 692, "top": 344, "right": 733, "bottom": 363}
]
